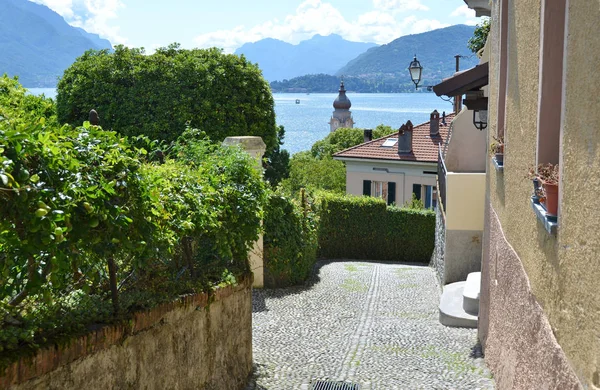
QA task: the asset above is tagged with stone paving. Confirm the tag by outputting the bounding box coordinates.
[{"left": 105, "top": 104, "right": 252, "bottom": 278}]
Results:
[{"left": 246, "top": 260, "right": 495, "bottom": 390}]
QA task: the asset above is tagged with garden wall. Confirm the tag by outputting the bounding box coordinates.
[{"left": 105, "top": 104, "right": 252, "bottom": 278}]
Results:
[{"left": 1, "top": 276, "right": 253, "bottom": 390}]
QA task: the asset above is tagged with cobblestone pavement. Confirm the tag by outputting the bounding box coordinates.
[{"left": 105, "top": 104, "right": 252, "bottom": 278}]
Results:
[{"left": 246, "top": 260, "right": 495, "bottom": 390}]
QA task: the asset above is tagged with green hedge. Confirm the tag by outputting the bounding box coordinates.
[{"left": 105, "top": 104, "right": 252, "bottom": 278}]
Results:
[
  {"left": 317, "top": 193, "right": 435, "bottom": 262},
  {"left": 0, "top": 76, "right": 266, "bottom": 363},
  {"left": 263, "top": 190, "right": 317, "bottom": 288}
]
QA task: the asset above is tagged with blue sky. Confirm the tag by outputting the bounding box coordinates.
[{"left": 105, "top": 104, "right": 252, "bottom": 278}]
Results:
[{"left": 30, "top": 0, "right": 480, "bottom": 52}]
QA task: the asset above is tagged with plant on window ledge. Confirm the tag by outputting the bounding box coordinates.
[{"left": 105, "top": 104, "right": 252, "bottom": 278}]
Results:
[
  {"left": 490, "top": 135, "right": 504, "bottom": 165},
  {"left": 527, "top": 163, "right": 559, "bottom": 220}
]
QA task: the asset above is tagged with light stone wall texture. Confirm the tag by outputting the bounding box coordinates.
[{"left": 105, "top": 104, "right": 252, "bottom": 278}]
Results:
[
  {"left": 431, "top": 205, "right": 446, "bottom": 284},
  {"left": 2, "top": 279, "right": 253, "bottom": 390},
  {"left": 480, "top": 0, "right": 600, "bottom": 388}
]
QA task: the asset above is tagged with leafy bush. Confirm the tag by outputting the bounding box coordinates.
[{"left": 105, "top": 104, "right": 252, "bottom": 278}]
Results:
[
  {"left": 56, "top": 44, "right": 279, "bottom": 152},
  {"left": 263, "top": 189, "right": 318, "bottom": 287},
  {"left": 281, "top": 151, "right": 346, "bottom": 195},
  {"left": 468, "top": 18, "right": 490, "bottom": 54},
  {"left": 0, "top": 78, "right": 266, "bottom": 362},
  {"left": 317, "top": 192, "right": 435, "bottom": 262}
]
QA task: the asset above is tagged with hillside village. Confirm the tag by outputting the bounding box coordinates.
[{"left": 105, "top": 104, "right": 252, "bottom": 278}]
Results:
[{"left": 1, "top": 0, "right": 599, "bottom": 389}]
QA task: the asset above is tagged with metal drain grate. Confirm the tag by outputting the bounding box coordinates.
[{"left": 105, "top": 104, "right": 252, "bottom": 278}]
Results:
[{"left": 310, "top": 380, "right": 360, "bottom": 390}]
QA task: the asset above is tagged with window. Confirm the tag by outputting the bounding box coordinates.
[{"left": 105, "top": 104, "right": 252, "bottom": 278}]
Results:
[
  {"left": 363, "top": 180, "right": 396, "bottom": 205},
  {"left": 413, "top": 184, "right": 437, "bottom": 209},
  {"left": 497, "top": 0, "right": 509, "bottom": 139},
  {"left": 381, "top": 138, "right": 398, "bottom": 147},
  {"left": 372, "top": 181, "right": 388, "bottom": 199},
  {"left": 536, "top": 0, "right": 565, "bottom": 166}
]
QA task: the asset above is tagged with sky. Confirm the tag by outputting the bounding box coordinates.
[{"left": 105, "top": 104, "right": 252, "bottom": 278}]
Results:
[{"left": 29, "top": 0, "right": 480, "bottom": 53}]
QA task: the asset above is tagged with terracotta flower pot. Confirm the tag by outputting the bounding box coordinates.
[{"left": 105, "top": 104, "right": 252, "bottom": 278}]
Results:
[{"left": 542, "top": 182, "right": 558, "bottom": 217}]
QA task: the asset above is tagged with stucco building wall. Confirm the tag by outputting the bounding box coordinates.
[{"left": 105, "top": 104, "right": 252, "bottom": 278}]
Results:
[
  {"left": 444, "top": 108, "right": 486, "bottom": 173},
  {"left": 480, "top": 0, "right": 600, "bottom": 387},
  {"left": 2, "top": 279, "right": 253, "bottom": 390},
  {"left": 345, "top": 160, "right": 437, "bottom": 206}
]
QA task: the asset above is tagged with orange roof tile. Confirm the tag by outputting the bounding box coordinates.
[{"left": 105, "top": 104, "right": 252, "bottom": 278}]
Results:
[{"left": 333, "top": 112, "right": 454, "bottom": 163}]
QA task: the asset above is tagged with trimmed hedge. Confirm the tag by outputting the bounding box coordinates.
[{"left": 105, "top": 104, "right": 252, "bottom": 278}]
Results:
[
  {"left": 263, "top": 190, "right": 318, "bottom": 288},
  {"left": 317, "top": 193, "right": 435, "bottom": 262}
]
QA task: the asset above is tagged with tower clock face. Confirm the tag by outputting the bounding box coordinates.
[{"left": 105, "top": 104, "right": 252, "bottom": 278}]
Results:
[{"left": 332, "top": 119, "right": 339, "bottom": 126}]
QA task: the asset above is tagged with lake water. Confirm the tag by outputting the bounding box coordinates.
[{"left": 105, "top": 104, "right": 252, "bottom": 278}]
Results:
[{"left": 27, "top": 88, "right": 449, "bottom": 154}]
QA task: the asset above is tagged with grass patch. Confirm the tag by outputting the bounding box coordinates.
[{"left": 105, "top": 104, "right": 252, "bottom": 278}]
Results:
[{"left": 340, "top": 278, "right": 368, "bottom": 292}]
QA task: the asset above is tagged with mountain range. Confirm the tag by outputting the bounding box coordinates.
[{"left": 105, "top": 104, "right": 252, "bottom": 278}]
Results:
[
  {"left": 0, "top": 0, "right": 112, "bottom": 87},
  {"left": 271, "top": 25, "right": 479, "bottom": 93},
  {"left": 235, "top": 34, "right": 378, "bottom": 82}
]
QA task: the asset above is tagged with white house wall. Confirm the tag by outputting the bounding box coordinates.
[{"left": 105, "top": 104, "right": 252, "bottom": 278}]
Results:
[{"left": 344, "top": 159, "right": 437, "bottom": 206}]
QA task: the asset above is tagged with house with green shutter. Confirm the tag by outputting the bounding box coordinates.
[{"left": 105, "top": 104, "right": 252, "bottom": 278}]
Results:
[{"left": 333, "top": 111, "right": 454, "bottom": 208}]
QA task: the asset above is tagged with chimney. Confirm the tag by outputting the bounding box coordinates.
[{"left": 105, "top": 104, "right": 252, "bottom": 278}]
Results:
[
  {"left": 364, "top": 129, "right": 373, "bottom": 143},
  {"left": 441, "top": 111, "right": 447, "bottom": 126},
  {"left": 398, "top": 120, "right": 413, "bottom": 155},
  {"left": 430, "top": 110, "right": 440, "bottom": 136}
]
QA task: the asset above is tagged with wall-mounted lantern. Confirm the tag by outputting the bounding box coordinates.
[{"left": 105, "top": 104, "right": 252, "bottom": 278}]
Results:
[{"left": 473, "top": 109, "right": 488, "bottom": 131}]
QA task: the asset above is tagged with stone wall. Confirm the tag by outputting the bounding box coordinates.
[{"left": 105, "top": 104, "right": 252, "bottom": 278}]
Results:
[{"left": 1, "top": 276, "right": 253, "bottom": 390}]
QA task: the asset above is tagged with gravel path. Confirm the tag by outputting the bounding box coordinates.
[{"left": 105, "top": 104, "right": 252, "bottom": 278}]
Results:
[{"left": 246, "top": 260, "right": 494, "bottom": 390}]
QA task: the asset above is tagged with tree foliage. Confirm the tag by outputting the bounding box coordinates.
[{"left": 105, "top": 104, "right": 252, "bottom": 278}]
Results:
[
  {"left": 56, "top": 44, "right": 279, "bottom": 152},
  {"left": 0, "top": 77, "right": 266, "bottom": 360},
  {"left": 468, "top": 18, "right": 490, "bottom": 54},
  {"left": 280, "top": 125, "right": 396, "bottom": 194}
]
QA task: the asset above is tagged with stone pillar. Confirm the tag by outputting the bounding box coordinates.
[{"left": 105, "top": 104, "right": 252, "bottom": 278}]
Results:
[{"left": 222, "top": 136, "right": 266, "bottom": 288}]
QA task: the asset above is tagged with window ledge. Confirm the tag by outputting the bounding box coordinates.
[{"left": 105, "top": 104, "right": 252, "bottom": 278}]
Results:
[
  {"left": 492, "top": 157, "right": 504, "bottom": 172},
  {"left": 530, "top": 197, "right": 557, "bottom": 235}
]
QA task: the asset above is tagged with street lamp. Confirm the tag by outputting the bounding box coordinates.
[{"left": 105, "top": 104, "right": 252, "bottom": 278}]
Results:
[
  {"left": 408, "top": 55, "right": 423, "bottom": 89},
  {"left": 473, "top": 109, "right": 488, "bottom": 130}
]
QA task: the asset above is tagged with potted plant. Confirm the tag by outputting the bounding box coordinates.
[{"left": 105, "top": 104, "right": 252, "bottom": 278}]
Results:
[
  {"left": 528, "top": 163, "right": 559, "bottom": 219},
  {"left": 490, "top": 135, "right": 504, "bottom": 165}
]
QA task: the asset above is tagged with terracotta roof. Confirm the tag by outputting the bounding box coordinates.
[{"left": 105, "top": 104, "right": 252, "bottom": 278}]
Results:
[{"left": 333, "top": 112, "right": 455, "bottom": 163}]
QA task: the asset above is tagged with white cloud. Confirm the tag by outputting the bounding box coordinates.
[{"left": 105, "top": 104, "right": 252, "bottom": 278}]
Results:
[
  {"left": 450, "top": 5, "right": 476, "bottom": 18},
  {"left": 194, "top": 0, "right": 441, "bottom": 53},
  {"left": 29, "top": 0, "right": 125, "bottom": 45},
  {"left": 372, "top": 0, "right": 429, "bottom": 12}
]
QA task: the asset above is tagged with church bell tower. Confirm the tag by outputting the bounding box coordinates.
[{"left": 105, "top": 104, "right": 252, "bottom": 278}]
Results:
[{"left": 329, "top": 79, "right": 354, "bottom": 132}]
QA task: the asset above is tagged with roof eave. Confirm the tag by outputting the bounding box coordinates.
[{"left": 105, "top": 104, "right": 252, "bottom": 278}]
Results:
[
  {"left": 433, "top": 62, "right": 489, "bottom": 97},
  {"left": 333, "top": 156, "right": 438, "bottom": 165}
]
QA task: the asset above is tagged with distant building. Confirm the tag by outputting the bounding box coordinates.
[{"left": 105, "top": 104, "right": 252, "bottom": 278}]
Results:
[
  {"left": 329, "top": 80, "right": 354, "bottom": 132},
  {"left": 333, "top": 110, "right": 453, "bottom": 207}
]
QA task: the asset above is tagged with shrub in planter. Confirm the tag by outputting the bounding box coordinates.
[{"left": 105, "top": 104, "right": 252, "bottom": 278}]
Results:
[
  {"left": 527, "top": 163, "right": 559, "bottom": 217},
  {"left": 490, "top": 135, "right": 504, "bottom": 165}
]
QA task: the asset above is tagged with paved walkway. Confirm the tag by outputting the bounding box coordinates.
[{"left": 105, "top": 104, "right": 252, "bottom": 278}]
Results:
[{"left": 246, "top": 260, "right": 494, "bottom": 390}]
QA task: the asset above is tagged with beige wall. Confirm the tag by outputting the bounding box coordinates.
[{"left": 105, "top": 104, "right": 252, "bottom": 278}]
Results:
[
  {"left": 482, "top": 0, "right": 600, "bottom": 387},
  {"left": 445, "top": 108, "right": 487, "bottom": 173},
  {"left": 445, "top": 173, "right": 485, "bottom": 231},
  {"left": 3, "top": 279, "right": 253, "bottom": 390},
  {"left": 343, "top": 159, "right": 437, "bottom": 206}
]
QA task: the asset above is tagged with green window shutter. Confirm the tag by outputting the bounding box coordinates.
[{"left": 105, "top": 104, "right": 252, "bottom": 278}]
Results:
[
  {"left": 412, "top": 184, "right": 422, "bottom": 200},
  {"left": 387, "top": 182, "right": 396, "bottom": 205},
  {"left": 363, "top": 180, "right": 371, "bottom": 196}
]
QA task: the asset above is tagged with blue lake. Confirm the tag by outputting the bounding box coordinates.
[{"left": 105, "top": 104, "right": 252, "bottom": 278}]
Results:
[{"left": 27, "top": 88, "right": 450, "bottom": 154}]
